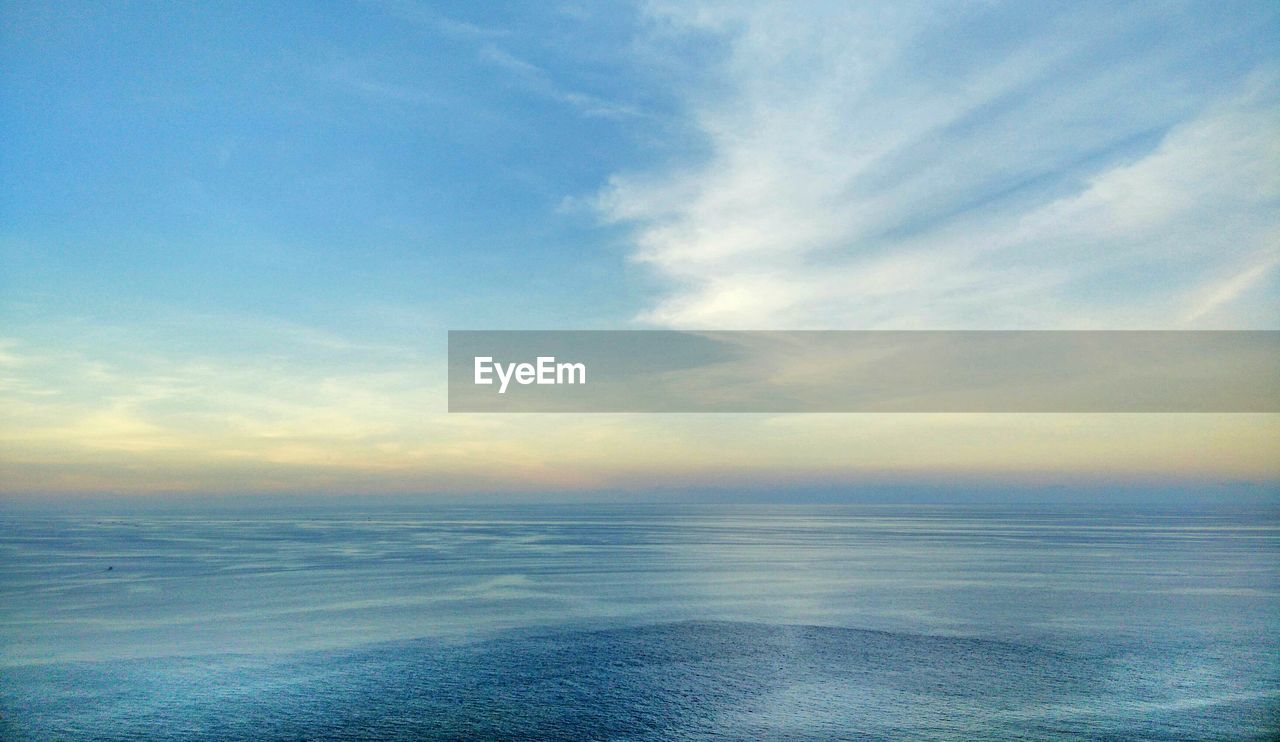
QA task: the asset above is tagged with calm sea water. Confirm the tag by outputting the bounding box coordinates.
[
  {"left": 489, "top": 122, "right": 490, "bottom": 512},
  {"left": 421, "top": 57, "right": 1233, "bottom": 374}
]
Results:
[{"left": 1, "top": 504, "right": 1277, "bottom": 739}]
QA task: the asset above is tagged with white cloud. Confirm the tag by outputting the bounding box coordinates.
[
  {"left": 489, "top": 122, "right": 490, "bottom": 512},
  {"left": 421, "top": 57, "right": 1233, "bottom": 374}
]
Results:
[
  {"left": 479, "top": 44, "right": 643, "bottom": 120},
  {"left": 1182, "top": 252, "right": 1280, "bottom": 325},
  {"left": 598, "top": 2, "right": 1280, "bottom": 329}
]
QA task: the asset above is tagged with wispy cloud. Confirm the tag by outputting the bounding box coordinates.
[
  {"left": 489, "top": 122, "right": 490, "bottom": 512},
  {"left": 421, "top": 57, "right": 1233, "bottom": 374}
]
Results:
[
  {"left": 374, "top": 0, "right": 512, "bottom": 39},
  {"left": 1182, "top": 252, "right": 1280, "bottom": 325},
  {"left": 326, "top": 63, "right": 450, "bottom": 108},
  {"left": 478, "top": 44, "right": 643, "bottom": 120},
  {"left": 376, "top": 1, "right": 646, "bottom": 119},
  {"left": 597, "top": 2, "right": 1280, "bottom": 329}
]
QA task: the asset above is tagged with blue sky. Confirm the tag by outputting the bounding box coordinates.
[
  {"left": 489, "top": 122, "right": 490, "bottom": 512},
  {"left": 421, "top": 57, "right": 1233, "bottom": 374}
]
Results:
[
  {"left": 1, "top": 2, "right": 676, "bottom": 334},
  {"left": 1, "top": 1, "right": 1278, "bottom": 497}
]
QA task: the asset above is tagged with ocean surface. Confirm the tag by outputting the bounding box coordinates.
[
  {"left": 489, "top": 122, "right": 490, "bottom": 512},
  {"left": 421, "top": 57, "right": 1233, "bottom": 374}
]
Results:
[{"left": 0, "top": 504, "right": 1276, "bottom": 739}]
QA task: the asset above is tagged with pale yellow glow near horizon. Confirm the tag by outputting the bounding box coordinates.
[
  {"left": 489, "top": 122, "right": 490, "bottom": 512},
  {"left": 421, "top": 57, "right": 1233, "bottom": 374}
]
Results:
[
  {"left": 3, "top": 408, "right": 1278, "bottom": 494},
  {"left": 2, "top": 330, "right": 1278, "bottom": 495}
]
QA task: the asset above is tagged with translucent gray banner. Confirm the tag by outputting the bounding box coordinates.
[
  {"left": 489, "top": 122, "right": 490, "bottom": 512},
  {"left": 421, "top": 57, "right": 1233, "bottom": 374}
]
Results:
[{"left": 447, "top": 331, "right": 1280, "bottom": 412}]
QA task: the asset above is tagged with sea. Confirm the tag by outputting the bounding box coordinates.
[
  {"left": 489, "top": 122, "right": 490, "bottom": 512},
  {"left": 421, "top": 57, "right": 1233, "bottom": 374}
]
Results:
[{"left": 1, "top": 504, "right": 1276, "bottom": 740}]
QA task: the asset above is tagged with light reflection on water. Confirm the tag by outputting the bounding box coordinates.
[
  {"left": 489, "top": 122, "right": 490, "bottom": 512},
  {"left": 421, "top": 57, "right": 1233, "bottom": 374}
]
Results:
[{"left": 1, "top": 504, "right": 1277, "bottom": 738}]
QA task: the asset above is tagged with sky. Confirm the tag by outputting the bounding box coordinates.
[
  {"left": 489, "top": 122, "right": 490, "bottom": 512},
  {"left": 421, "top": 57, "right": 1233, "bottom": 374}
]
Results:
[{"left": 1, "top": 0, "right": 1278, "bottom": 501}]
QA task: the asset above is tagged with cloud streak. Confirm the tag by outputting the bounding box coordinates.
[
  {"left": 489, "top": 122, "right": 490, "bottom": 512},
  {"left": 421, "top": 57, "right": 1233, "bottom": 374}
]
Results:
[
  {"left": 598, "top": 1, "right": 1280, "bottom": 329},
  {"left": 478, "top": 44, "right": 643, "bottom": 120}
]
